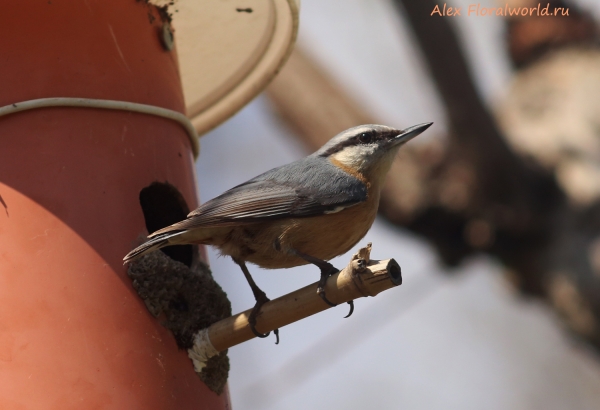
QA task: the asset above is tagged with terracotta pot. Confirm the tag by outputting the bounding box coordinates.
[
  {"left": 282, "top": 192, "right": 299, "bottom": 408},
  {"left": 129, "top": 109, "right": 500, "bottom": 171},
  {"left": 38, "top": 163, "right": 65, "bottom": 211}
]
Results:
[{"left": 0, "top": 1, "right": 229, "bottom": 408}]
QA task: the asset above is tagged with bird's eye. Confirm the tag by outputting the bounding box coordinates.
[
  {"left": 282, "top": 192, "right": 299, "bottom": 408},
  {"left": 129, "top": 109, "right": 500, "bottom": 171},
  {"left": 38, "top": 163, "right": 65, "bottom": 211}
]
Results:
[{"left": 358, "top": 133, "right": 372, "bottom": 144}]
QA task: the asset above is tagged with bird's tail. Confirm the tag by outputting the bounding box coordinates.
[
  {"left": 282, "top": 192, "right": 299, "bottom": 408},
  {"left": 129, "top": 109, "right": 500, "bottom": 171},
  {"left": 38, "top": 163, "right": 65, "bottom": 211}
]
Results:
[{"left": 123, "top": 231, "right": 183, "bottom": 264}]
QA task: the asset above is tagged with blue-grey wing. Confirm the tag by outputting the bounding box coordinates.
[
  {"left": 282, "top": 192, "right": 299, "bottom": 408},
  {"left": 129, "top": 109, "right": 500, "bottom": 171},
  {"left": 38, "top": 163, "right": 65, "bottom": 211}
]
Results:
[{"left": 149, "top": 157, "right": 367, "bottom": 235}]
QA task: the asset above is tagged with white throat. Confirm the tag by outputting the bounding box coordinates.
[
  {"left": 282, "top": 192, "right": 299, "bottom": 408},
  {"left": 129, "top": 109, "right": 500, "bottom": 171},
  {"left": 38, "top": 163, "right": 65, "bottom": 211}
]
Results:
[
  {"left": 331, "top": 144, "right": 402, "bottom": 187},
  {"left": 330, "top": 145, "right": 378, "bottom": 172}
]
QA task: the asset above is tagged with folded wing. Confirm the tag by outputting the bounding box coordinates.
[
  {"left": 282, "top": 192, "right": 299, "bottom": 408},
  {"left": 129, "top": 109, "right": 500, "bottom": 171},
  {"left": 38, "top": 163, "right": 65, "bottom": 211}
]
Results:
[{"left": 149, "top": 157, "right": 367, "bottom": 237}]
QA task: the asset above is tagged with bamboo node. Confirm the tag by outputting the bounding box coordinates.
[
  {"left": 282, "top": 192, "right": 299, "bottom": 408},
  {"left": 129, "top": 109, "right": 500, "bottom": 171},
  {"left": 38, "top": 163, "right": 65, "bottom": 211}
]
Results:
[{"left": 352, "top": 242, "right": 372, "bottom": 264}]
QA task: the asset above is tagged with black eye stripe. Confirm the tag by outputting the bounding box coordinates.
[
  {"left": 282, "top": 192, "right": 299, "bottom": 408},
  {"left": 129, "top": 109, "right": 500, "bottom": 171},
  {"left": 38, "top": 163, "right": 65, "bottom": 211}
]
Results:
[
  {"left": 358, "top": 133, "right": 371, "bottom": 143},
  {"left": 357, "top": 131, "right": 383, "bottom": 144},
  {"left": 319, "top": 129, "right": 386, "bottom": 157}
]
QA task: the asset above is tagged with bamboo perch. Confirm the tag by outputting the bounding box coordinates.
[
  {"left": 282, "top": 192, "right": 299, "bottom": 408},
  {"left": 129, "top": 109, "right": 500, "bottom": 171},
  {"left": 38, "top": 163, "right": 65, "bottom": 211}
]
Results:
[{"left": 188, "top": 244, "right": 402, "bottom": 371}]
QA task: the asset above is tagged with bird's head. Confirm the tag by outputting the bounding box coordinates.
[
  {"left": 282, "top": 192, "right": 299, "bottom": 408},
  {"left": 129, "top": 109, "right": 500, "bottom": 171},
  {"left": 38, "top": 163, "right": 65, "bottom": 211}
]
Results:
[{"left": 314, "top": 123, "right": 433, "bottom": 182}]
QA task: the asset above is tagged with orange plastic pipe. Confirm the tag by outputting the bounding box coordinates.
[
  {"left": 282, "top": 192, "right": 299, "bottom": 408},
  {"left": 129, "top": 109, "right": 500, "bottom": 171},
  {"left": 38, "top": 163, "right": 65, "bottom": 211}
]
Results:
[{"left": 0, "top": 1, "right": 229, "bottom": 408}]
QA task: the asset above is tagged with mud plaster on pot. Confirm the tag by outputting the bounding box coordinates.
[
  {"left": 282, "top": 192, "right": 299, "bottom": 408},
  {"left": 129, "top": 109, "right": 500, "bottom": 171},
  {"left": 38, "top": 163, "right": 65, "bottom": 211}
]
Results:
[{"left": 127, "top": 250, "right": 231, "bottom": 394}]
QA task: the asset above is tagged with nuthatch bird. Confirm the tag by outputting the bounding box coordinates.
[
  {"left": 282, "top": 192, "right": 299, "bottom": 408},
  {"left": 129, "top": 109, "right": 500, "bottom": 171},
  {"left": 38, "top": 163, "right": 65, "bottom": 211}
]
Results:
[{"left": 124, "top": 122, "right": 432, "bottom": 342}]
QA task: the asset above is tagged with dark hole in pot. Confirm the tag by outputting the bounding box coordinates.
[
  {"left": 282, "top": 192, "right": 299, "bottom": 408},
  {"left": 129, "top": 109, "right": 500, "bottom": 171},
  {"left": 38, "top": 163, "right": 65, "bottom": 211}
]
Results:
[{"left": 139, "top": 182, "right": 194, "bottom": 267}]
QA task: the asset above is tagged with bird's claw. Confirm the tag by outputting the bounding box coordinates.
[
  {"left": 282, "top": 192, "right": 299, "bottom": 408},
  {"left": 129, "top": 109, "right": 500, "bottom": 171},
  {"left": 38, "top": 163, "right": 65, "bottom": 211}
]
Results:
[
  {"left": 248, "top": 314, "right": 280, "bottom": 343},
  {"left": 317, "top": 286, "right": 337, "bottom": 307},
  {"left": 248, "top": 318, "right": 280, "bottom": 343},
  {"left": 248, "top": 309, "right": 270, "bottom": 338},
  {"left": 249, "top": 324, "right": 270, "bottom": 339},
  {"left": 344, "top": 300, "right": 354, "bottom": 318},
  {"left": 248, "top": 295, "right": 280, "bottom": 343},
  {"left": 316, "top": 263, "right": 339, "bottom": 308},
  {"left": 317, "top": 287, "right": 355, "bottom": 318}
]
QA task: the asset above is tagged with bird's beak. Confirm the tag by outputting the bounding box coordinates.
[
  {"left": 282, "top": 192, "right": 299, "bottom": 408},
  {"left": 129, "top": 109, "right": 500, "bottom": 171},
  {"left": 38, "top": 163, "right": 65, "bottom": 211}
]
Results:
[{"left": 390, "top": 122, "right": 433, "bottom": 147}]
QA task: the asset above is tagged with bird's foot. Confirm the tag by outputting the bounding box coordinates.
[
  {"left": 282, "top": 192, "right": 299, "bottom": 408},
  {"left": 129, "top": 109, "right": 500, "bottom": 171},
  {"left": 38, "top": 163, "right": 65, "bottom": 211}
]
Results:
[
  {"left": 317, "top": 284, "right": 354, "bottom": 317},
  {"left": 317, "top": 263, "right": 338, "bottom": 307},
  {"left": 248, "top": 292, "right": 280, "bottom": 344},
  {"left": 317, "top": 285, "right": 337, "bottom": 307},
  {"left": 316, "top": 263, "right": 354, "bottom": 318}
]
